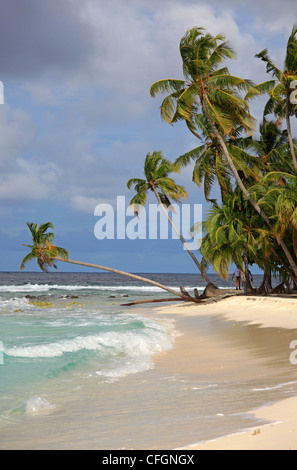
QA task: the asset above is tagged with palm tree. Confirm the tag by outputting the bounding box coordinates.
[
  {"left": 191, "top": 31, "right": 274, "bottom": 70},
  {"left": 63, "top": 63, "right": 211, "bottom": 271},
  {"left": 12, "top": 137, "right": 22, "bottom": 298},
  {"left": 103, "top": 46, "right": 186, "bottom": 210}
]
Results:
[
  {"left": 150, "top": 26, "right": 297, "bottom": 281},
  {"left": 255, "top": 24, "right": 297, "bottom": 169},
  {"left": 127, "top": 150, "right": 211, "bottom": 283},
  {"left": 20, "top": 222, "right": 69, "bottom": 272},
  {"left": 199, "top": 187, "right": 279, "bottom": 293},
  {"left": 240, "top": 120, "right": 292, "bottom": 173},
  {"left": 174, "top": 116, "right": 261, "bottom": 203},
  {"left": 251, "top": 172, "right": 297, "bottom": 254},
  {"left": 20, "top": 222, "right": 202, "bottom": 302}
]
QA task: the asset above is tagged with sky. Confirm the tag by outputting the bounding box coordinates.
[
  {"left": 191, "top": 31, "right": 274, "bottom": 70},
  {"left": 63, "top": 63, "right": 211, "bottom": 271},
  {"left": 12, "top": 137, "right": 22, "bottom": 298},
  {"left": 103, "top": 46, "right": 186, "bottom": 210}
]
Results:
[{"left": 0, "top": 0, "right": 296, "bottom": 274}]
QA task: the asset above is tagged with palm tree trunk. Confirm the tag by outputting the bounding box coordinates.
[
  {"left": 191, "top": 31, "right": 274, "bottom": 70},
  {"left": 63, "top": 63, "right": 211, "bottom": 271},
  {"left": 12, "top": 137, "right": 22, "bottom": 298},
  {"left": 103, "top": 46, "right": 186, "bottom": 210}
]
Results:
[
  {"left": 53, "top": 256, "right": 202, "bottom": 301},
  {"left": 150, "top": 183, "right": 212, "bottom": 284},
  {"left": 243, "top": 248, "right": 253, "bottom": 294},
  {"left": 201, "top": 98, "right": 297, "bottom": 281},
  {"left": 286, "top": 93, "right": 297, "bottom": 170}
]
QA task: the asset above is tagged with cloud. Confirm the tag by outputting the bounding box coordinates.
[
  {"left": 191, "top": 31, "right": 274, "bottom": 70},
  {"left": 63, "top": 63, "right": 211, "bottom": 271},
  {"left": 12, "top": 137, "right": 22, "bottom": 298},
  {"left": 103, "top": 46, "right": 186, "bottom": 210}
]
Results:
[
  {"left": 1, "top": 0, "right": 296, "bottom": 272},
  {"left": 0, "top": 106, "right": 35, "bottom": 170},
  {"left": 0, "top": 158, "right": 60, "bottom": 201},
  {"left": 0, "top": 0, "right": 96, "bottom": 79}
]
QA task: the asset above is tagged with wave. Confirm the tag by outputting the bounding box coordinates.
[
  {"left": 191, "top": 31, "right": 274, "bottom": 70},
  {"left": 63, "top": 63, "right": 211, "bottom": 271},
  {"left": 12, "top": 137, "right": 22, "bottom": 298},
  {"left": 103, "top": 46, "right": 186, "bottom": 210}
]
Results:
[
  {"left": 4, "top": 323, "right": 175, "bottom": 360},
  {"left": 0, "top": 283, "right": 231, "bottom": 293},
  {"left": 252, "top": 380, "right": 297, "bottom": 392},
  {"left": 0, "top": 283, "right": 200, "bottom": 293},
  {"left": 25, "top": 397, "right": 56, "bottom": 414}
]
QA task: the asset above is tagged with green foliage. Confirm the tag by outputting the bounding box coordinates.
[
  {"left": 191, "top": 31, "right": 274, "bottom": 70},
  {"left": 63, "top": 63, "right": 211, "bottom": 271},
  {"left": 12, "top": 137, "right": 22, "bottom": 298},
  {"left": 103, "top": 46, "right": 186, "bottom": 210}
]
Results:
[
  {"left": 150, "top": 27, "right": 258, "bottom": 139},
  {"left": 149, "top": 25, "right": 297, "bottom": 284},
  {"left": 20, "top": 222, "right": 69, "bottom": 272},
  {"left": 127, "top": 151, "right": 187, "bottom": 214}
]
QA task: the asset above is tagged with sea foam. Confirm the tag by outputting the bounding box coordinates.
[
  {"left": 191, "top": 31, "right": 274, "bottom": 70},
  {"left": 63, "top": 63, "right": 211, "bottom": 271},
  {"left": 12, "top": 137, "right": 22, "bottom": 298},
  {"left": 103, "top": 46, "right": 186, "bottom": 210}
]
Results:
[
  {"left": 5, "top": 322, "right": 174, "bottom": 360},
  {"left": 25, "top": 397, "right": 56, "bottom": 414}
]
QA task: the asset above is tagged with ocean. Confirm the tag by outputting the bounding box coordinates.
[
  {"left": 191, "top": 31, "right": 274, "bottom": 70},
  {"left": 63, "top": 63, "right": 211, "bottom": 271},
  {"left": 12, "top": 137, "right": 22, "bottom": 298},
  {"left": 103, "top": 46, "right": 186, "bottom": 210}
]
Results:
[{"left": 0, "top": 271, "right": 297, "bottom": 449}]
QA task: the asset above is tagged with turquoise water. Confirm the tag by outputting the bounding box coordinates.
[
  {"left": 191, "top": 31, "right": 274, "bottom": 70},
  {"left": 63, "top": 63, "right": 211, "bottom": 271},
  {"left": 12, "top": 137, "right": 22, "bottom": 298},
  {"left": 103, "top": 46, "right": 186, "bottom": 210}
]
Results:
[{"left": 0, "top": 272, "right": 181, "bottom": 420}]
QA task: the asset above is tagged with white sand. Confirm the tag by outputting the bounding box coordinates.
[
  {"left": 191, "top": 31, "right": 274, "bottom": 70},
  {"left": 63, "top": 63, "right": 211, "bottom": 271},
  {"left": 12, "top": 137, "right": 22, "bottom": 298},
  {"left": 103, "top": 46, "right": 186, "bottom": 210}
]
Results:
[{"left": 155, "top": 295, "right": 297, "bottom": 450}]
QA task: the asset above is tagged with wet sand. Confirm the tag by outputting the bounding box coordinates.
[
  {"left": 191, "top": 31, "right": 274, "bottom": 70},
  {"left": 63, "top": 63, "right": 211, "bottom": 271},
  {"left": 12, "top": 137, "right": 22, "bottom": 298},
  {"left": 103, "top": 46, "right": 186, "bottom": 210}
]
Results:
[{"left": 154, "top": 294, "right": 297, "bottom": 450}]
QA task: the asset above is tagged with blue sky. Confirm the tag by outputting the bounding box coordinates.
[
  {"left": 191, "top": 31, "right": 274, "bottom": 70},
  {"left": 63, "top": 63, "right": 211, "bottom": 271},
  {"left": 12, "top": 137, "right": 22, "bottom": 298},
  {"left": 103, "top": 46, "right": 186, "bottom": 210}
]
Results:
[{"left": 0, "top": 0, "right": 296, "bottom": 273}]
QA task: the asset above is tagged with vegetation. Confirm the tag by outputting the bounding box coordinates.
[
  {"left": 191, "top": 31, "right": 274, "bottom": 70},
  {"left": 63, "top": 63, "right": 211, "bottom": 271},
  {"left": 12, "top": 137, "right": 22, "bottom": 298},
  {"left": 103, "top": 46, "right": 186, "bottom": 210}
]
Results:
[
  {"left": 21, "top": 25, "right": 297, "bottom": 297},
  {"left": 20, "top": 222, "right": 202, "bottom": 303},
  {"left": 127, "top": 150, "right": 211, "bottom": 283},
  {"left": 149, "top": 25, "right": 297, "bottom": 293}
]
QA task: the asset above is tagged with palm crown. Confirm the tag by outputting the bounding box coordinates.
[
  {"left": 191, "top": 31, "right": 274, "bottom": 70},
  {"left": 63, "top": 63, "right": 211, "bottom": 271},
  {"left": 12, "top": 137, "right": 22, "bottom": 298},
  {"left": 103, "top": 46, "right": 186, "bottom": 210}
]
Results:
[
  {"left": 127, "top": 150, "right": 211, "bottom": 283},
  {"left": 127, "top": 150, "right": 187, "bottom": 213},
  {"left": 150, "top": 27, "right": 257, "bottom": 138},
  {"left": 20, "top": 222, "right": 68, "bottom": 272},
  {"left": 255, "top": 24, "right": 297, "bottom": 168}
]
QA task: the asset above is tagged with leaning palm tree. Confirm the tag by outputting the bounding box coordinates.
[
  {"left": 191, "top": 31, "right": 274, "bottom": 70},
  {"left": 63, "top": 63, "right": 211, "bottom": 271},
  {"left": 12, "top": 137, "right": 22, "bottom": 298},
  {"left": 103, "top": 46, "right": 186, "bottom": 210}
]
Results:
[
  {"left": 255, "top": 24, "right": 297, "bottom": 169},
  {"left": 127, "top": 150, "right": 211, "bottom": 283},
  {"left": 150, "top": 26, "right": 297, "bottom": 280},
  {"left": 20, "top": 222, "right": 69, "bottom": 272},
  {"left": 20, "top": 222, "right": 202, "bottom": 303}
]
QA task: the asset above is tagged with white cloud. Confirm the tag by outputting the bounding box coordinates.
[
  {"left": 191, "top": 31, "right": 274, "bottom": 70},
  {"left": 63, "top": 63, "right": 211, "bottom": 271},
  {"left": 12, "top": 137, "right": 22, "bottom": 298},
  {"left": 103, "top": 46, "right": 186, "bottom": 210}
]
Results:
[
  {"left": 0, "top": 0, "right": 295, "bottom": 212},
  {"left": 70, "top": 195, "right": 105, "bottom": 213},
  {"left": 0, "top": 106, "right": 35, "bottom": 170},
  {"left": 0, "top": 158, "right": 60, "bottom": 201}
]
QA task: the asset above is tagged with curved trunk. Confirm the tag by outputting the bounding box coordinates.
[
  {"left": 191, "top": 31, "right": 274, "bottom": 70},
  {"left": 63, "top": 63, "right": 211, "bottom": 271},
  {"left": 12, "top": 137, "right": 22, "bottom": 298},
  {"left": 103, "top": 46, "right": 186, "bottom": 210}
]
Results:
[
  {"left": 286, "top": 92, "right": 297, "bottom": 170},
  {"left": 201, "top": 98, "right": 297, "bottom": 281},
  {"left": 150, "top": 183, "right": 212, "bottom": 284},
  {"left": 53, "top": 256, "right": 195, "bottom": 300}
]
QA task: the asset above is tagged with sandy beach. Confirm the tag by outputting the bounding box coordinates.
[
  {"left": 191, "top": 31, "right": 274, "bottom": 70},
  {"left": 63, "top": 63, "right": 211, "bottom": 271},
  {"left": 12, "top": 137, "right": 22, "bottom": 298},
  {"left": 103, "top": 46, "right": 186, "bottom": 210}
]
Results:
[
  {"left": 1, "top": 283, "right": 297, "bottom": 450},
  {"left": 154, "top": 294, "right": 297, "bottom": 450}
]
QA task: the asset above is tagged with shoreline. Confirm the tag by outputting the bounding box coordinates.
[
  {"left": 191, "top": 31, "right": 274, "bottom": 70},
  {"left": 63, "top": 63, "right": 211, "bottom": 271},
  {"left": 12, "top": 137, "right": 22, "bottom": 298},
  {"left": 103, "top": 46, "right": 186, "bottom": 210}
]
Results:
[{"left": 152, "top": 294, "right": 297, "bottom": 450}]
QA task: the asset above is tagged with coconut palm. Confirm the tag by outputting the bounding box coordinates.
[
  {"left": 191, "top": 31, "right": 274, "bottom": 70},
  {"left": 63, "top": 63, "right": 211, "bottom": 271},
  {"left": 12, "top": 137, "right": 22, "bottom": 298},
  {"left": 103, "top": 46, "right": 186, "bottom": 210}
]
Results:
[
  {"left": 199, "top": 188, "right": 272, "bottom": 293},
  {"left": 127, "top": 150, "right": 211, "bottom": 283},
  {"left": 150, "top": 26, "right": 297, "bottom": 280},
  {"left": 175, "top": 116, "right": 261, "bottom": 202},
  {"left": 240, "top": 120, "right": 292, "bottom": 173},
  {"left": 255, "top": 24, "right": 297, "bottom": 169},
  {"left": 20, "top": 222, "right": 201, "bottom": 302},
  {"left": 248, "top": 171, "right": 297, "bottom": 286},
  {"left": 150, "top": 27, "right": 257, "bottom": 138},
  {"left": 251, "top": 172, "right": 297, "bottom": 249},
  {"left": 20, "top": 222, "right": 69, "bottom": 272}
]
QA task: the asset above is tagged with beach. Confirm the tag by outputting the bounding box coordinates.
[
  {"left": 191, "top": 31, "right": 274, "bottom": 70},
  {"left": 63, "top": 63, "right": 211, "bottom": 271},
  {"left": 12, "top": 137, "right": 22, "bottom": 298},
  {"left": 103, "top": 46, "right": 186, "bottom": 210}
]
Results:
[
  {"left": 1, "top": 273, "right": 297, "bottom": 450},
  {"left": 153, "top": 294, "right": 297, "bottom": 450}
]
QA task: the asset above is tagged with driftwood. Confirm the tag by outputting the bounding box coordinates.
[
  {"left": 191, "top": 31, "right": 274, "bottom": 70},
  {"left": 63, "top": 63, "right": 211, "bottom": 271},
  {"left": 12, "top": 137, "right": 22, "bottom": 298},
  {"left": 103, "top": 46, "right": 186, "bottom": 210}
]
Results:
[
  {"left": 121, "top": 295, "right": 204, "bottom": 306},
  {"left": 121, "top": 287, "right": 205, "bottom": 306},
  {"left": 121, "top": 283, "right": 222, "bottom": 306},
  {"left": 199, "top": 282, "right": 219, "bottom": 299},
  {"left": 121, "top": 297, "right": 189, "bottom": 306},
  {"left": 194, "top": 288, "right": 199, "bottom": 299},
  {"left": 180, "top": 286, "right": 191, "bottom": 297}
]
